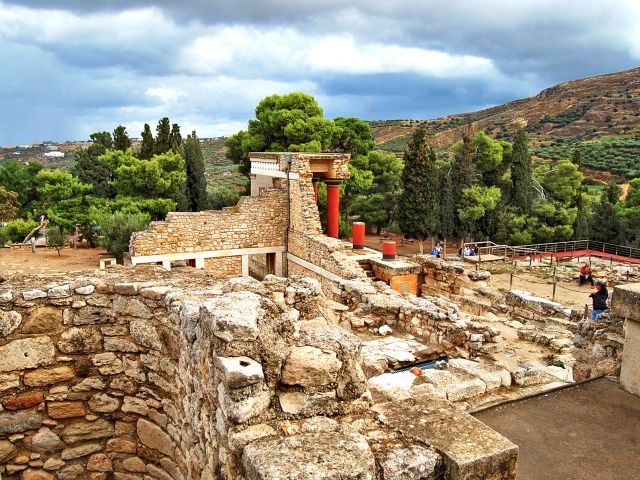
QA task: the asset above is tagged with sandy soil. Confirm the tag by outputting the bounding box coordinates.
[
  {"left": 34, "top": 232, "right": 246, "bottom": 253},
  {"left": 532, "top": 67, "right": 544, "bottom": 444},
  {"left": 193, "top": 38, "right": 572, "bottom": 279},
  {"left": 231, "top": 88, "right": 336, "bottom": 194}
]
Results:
[{"left": 0, "top": 247, "right": 107, "bottom": 275}]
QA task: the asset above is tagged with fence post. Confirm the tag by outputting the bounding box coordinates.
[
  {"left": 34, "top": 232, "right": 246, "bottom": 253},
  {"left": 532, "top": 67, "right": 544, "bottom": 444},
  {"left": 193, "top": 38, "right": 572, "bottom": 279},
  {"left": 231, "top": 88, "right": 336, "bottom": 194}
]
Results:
[
  {"left": 510, "top": 272, "right": 513, "bottom": 290},
  {"left": 584, "top": 304, "right": 589, "bottom": 320},
  {"left": 529, "top": 254, "right": 532, "bottom": 268},
  {"left": 610, "top": 256, "right": 613, "bottom": 267},
  {"left": 627, "top": 270, "right": 630, "bottom": 283},
  {"left": 552, "top": 267, "right": 557, "bottom": 302}
]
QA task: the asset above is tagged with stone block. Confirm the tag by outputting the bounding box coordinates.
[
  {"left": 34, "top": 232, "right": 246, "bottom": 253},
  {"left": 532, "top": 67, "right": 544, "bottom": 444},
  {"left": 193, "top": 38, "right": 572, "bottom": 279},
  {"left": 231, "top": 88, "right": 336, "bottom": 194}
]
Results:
[
  {"left": 4, "top": 392, "right": 45, "bottom": 410},
  {"left": 24, "top": 366, "right": 75, "bottom": 387},
  {"left": 136, "top": 418, "right": 175, "bottom": 456},
  {"left": 217, "top": 383, "right": 272, "bottom": 424},
  {"left": 22, "top": 427, "right": 64, "bottom": 453},
  {"left": 0, "top": 337, "right": 55, "bottom": 373},
  {"left": 281, "top": 346, "right": 342, "bottom": 388},
  {"left": 22, "top": 290, "right": 47, "bottom": 301},
  {"left": 57, "top": 327, "right": 103, "bottom": 354},
  {"left": 379, "top": 445, "right": 440, "bottom": 480},
  {"left": 0, "top": 410, "right": 43, "bottom": 435},
  {"left": 48, "top": 401, "right": 85, "bottom": 419},
  {"left": 61, "top": 442, "right": 102, "bottom": 460},
  {"left": 22, "top": 307, "right": 63, "bottom": 334},
  {"left": 61, "top": 418, "right": 114, "bottom": 443},
  {"left": 448, "top": 359, "right": 510, "bottom": 389},
  {"left": 620, "top": 317, "right": 640, "bottom": 396},
  {"left": 0, "top": 310, "right": 22, "bottom": 337},
  {"left": 129, "top": 320, "right": 162, "bottom": 350},
  {"left": 612, "top": 283, "right": 640, "bottom": 322},
  {"left": 201, "top": 291, "right": 262, "bottom": 342},
  {"left": 215, "top": 356, "right": 264, "bottom": 389},
  {"left": 421, "top": 369, "right": 486, "bottom": 401},
  {"left": 113, "top": 296, "right": 152, "bottom": 319}
]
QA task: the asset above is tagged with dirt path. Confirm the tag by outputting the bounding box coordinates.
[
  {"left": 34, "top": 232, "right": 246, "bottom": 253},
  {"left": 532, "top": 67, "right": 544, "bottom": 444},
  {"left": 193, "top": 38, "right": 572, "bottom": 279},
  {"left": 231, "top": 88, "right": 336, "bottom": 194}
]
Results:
[{"left": 0, "top": 247, "right": 106, "bottom": 275}]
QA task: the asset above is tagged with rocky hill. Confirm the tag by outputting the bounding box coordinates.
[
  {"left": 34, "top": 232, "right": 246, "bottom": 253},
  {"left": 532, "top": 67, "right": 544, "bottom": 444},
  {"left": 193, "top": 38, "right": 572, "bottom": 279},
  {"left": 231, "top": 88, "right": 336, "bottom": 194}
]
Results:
[{"left": 372, "top": 67, "right": 640, "bottom": 178}]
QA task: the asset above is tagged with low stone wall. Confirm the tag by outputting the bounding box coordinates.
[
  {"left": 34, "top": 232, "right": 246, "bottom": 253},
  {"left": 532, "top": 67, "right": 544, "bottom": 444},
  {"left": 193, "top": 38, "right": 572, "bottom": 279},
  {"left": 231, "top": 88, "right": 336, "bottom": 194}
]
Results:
[
  {"left": 413, "top": 256, "right": 466, "bottom": 297},
  {"left": 0, "top": 274, "right": 369, "bottom": 479}
]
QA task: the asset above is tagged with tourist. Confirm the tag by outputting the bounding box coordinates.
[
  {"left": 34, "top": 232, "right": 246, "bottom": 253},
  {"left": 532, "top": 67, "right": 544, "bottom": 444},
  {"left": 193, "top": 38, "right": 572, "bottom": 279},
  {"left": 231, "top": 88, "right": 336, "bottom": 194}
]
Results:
[
  {"left": 473, "top": 245, "right": 479, "bottom": 256},
  {"left": 434, "top": 242, "right": 443, "bottom": 258},
  {"left": 579, "top": 263, "right": 594, "bottom": 286},
  {"left": 589, "top": 280, "right": 609, "bottom": 320},
  {"left": 463, "top": 245, "right": 472, "bottom": 257}
]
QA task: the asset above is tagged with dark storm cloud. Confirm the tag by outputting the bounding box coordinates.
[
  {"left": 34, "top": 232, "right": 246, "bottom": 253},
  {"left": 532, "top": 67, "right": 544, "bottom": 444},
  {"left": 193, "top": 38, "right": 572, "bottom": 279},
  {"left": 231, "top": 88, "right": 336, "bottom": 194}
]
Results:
[{"left": 0, "top": 0, "right": 638, "bottom": 144}]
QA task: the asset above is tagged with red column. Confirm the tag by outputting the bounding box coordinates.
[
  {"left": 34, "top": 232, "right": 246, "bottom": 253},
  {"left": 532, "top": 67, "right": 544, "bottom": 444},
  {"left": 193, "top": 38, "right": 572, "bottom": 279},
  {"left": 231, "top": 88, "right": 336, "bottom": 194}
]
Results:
[
  {"left": 312, "top": 180, "right": 319, "bottom": 205},
  {"left": 352, "top": 222, "right": 365, "bottom": 249},
  {"left": 326, "top": 181, "right": 341, "bottom": 238}
]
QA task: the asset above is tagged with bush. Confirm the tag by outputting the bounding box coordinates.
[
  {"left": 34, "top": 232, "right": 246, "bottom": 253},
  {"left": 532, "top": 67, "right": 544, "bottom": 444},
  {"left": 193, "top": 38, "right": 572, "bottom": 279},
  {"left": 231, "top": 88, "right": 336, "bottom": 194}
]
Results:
[
  {"left": 5, "top": 218, "right": 38, "bottom": 243},
  {"left": 0, "top": 227, "right": 9, "bottom": 246},
  {"left": 208, "top": 187, "right": 240, "bottom": 210},
  {"left": 98, "top": 212, "right": 150, "bottom": 259},
  {"left": 46, "top": 226, "right": 66, "bottom": 256}
]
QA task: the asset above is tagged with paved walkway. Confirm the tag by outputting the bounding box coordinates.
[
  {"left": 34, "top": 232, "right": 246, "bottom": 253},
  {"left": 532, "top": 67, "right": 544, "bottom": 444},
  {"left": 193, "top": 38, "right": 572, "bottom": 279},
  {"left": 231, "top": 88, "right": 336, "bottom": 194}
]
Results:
[{"left": 475, "top": 378, "right": 640, "bottom": 480}]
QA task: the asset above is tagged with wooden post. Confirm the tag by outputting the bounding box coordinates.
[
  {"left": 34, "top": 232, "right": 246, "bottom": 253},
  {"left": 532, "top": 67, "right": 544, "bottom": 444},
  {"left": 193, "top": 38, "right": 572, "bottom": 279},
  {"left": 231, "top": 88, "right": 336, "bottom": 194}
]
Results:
[
  {"left": 584, "top": 304, "right": 589, "bottom": 320},
  {"left": 610, "top": 256, "right": 613, "bottom": 267},
  {"left": 552, "top": 267, "right": 557, "bottom": 301},
  {"left": 627, "top": 270, "right": 630, "bottom": 283},
  {"left": 510, "top": 272, "right": 513, "bottom": 290}
]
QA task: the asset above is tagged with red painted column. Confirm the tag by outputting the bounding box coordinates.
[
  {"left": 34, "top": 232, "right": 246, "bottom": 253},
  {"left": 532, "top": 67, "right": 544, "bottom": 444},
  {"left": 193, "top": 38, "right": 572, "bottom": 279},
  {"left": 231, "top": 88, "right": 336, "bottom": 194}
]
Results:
[
  {"left": 326, "top": 180, "right": 341, "bottom": 238},
  {"left": 312, "top": 180, "right": 319, "bottom": 205},
  {"left": 352, "top": 222, "right": 365, "bottom": 249}
]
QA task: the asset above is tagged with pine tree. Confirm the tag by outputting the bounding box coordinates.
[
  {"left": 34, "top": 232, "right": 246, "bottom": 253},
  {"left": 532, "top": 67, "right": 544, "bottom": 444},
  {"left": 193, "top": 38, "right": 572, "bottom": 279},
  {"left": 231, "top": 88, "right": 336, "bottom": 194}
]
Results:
[
  {"left": 113, "top": 125, "right": 131, "bottom": 152},
  {"left": 571, "top": 148, "right": 582, "bottom": 167},
  {"left": 397, "top": 128, "right": 439, "bottom": 253},
  {"left": 511, "top": 129, "right": 533, "bottom": 213},
  {"left": 183, "top": 131, "right": 209, "bottom": 211},
  {"left": 591, "top": 191, "right": 622, "bottom": 243},
  {"left": 438, "top": 166, "right": 455, "bottom": 238},
  {"left": 450, "top": 134, "right": 475, "bottom": 237},
  {"left": 139, "top": 124, "right": 155, "bottom": 160},
  {"left": 154, "top": 117, "right": 172, "bottom": 155},
  {"left": 169, "top": 123, "right": 183, "bottom": 154}
]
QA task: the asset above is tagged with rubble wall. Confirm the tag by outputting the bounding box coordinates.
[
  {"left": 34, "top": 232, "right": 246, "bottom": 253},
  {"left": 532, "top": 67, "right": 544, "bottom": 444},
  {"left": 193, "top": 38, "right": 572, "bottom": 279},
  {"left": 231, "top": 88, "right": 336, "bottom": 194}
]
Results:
[
  {"left": 0, "top": 275, "right": 370, "bottom": 479},
  {"left": 129, "top": 189, "right": 287, "bottom": 258}
]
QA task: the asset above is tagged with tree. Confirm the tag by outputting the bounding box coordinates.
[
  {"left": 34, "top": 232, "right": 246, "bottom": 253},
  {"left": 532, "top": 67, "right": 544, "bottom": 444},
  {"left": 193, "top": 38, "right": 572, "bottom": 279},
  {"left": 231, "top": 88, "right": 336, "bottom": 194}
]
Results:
[
  {"left": 471, "top": 132, "right": 505, "bottom": 187},
  {"left": 571, "top": 148, "right": 582, "bottom": 167},
  {"left": 113, "top": 125, "right": 131, "bottom": 152},
  {"left": 98, "top": 212, "right": 150, "bottom": 260},
  {"left": 397, "top": 128, "right": 439, "bottom": 253},
  {"left": 170, "top": 123, "right": 183, "bottom": 153},
  {"left": 351, "top": 193, "right": 392, "bottom": 234},
  {"left": 458, "top": 186, "right": 502, "bottom": 238},
  {"left": 72, "top": 131, "right": 117, "bottom": 198},
  {"left": 155, "top": 117, "right": 172, "bottom": 155},
  {"left": 330, "top": 117, "right": 375, "bottom": 157},
  {"left": 36, "top": 169, "right": 92, "bottom": 231},
  {"left": 0, "top": 186, "right": 19, "bottom": 222},
  {"left": 46, "top": 226, "right": 66, "bottom": 256},
  {"left": 183, "top": 131, "right": 209, "bottom": 211},
  {"left": 367, "top": 150, "right": 403, "bottom": 194},
  {"left": 573, "top": 194, "right": 590, "bottom": 240},
  {"left": 539, "top": 160, "right": 583, "bottom": 204},
  {"left": 242, "top": 92, "right": 334, "bottom": 153},
  {"left": 139, "top": 124, "right": 155, "bottom": 159},
  {"left": 450, "top": 135, "right": 475, "bottom": 236},
  {"left": 437, "top": 166, "right": 455, "bottom": 238},
  {"left": 604, "top": 182, "right": 622, "bottom": 204},
  {"left": 511, "top": 129, "right": 533, "bottom": 213},
  {"left": 224, "top": 131, "right": 250, "bottom": 175},
  {"left": 625, "top": 178, "right": 640, "bottom": 208},
  {"left": 0, "top": 160, "right": 43, "bottom": 217},
  {"left": 209, "top": 187, "right": 240, "bottom": 210},
  {"left": 591, "top": 187, "right": 622, "bottom": 243}
]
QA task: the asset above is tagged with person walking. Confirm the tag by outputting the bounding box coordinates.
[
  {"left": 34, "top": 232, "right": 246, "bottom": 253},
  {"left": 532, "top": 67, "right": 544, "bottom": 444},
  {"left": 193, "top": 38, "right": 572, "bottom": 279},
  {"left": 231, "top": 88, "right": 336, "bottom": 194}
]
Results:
[
  {"left": 589, "top": 280, "right": 609, "bottom": 320},
  {"left": 579, "top": 263, "right": 594, "bottom": 286}
]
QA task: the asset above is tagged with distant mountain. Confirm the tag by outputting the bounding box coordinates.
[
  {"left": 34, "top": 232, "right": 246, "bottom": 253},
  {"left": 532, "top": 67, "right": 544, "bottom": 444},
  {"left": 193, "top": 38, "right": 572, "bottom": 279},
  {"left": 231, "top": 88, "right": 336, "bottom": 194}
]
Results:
[{"left": 372, "top": 67, "right": 640, "bottom": 179}]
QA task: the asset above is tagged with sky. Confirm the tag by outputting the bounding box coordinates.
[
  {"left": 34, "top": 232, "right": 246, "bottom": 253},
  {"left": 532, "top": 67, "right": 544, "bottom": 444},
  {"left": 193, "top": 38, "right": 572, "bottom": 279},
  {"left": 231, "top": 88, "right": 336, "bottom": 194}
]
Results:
[{"left": 0, "top": 1, "right": 639, "bottom": 145}]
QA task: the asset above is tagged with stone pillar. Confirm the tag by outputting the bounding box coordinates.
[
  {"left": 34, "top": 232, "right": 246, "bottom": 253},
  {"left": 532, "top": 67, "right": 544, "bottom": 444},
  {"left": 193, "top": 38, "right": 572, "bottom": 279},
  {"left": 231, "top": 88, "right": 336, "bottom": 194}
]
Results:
[
  {"left": 326, "top": 180, "right": 341, "bottom": 238},
  {"left": 613, "top": 283, "right": 640, "bottom": 396},
  {"left": 275, "top": 252, "right": 283, "bottom": 276},
  {"left": 241, "top": 255, "right": 249, "bottom": 276},
  {"left": 312, "top": 179, "right": 319, "bottom": 205},
  {"left": 162, "top": 260, "right": 171, "bottom": 271},
  {"left": 195, "top": 258, "right": 205, "bottom": 269}
]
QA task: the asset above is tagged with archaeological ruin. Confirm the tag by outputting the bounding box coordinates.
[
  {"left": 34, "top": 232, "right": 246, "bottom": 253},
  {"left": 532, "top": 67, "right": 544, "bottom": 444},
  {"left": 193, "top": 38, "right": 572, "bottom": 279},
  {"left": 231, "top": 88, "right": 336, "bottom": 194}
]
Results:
[{"left": 1, "top": 152, "right": 640, "bottom": 479}]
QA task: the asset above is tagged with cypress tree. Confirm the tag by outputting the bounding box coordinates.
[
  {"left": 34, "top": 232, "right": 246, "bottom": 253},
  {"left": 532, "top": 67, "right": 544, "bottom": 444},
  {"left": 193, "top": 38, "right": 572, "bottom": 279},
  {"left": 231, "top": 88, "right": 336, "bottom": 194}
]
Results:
[
  {"left": 154, "top": 117, "right": 172, "bottom": 155},
  {"left": 573, "top": 193, "right": 590, "bottom": 240},
  {"left": 438, "top": 166, "right": 455, "bottom": 238},
  {"left": 170, "top": 123, "right": 183, "bottom": 154},
  {"left": 397, "top": 128, "right": 439, "bottom": 253},
  {"left": 183, "top": 131, "right": 209, "bottom": 211},
  {"left": 450, "top": 134, "right": 475, "bottom": 237},
  {"left": 511, "top": 129, "right": 533, "bottom": 213},
  {"left": 113, "top": 125, "right": 131, "bottom": 152},
  {"left": 139, "top": 124, "right": 155, "bottom": 160},
  {"left": 591, "top": 190, "right": 622, "bottom": 243}
]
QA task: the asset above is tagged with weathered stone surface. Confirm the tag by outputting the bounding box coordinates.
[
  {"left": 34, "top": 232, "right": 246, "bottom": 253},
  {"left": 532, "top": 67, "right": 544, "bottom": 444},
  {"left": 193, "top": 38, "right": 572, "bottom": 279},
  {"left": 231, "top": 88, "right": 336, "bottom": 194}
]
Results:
[
  {"left": 0, "top": 409, "right": 43, "bottom": 435},
  {"left": 73, "top": 307, "right": 114, "bottom": 326},
  {"left": 48, "top": 401, "right": 85, "bottom": 419},
  {"left": 61, "top": 442, "right": 102, "bottom": 460},
  {"left": 228, "top": 424, "right": 277, "bottom": 452},
  {"left": 22, "top": 290, "right": 47, "bottom": 301},
  {"left": 0, "top": 373, "right": 20, "bottom": 392},
  {"left": 61, "top": 418, "right": 114, "bottom": 443},
  {"left": 218, "top": 384, "right": 272, "bottom": 424},
  {"left": 281, "top": 346, "right": 342, "bottom": 387},
  {"left": 56, "top": 463, "right": 84, "bottom": 480},
  {"left": 201, "top": 291, "right": 262, "bottom": 342},
  {"left": 122, "top": 456, "right": 147, "bottom": 473},
  {"left": 106, "top": 438, "right": 137, "bottom": 454},
  {"left": 23, "top": 427, "right": 64, "bottom": 453},
  {"left": 91, "top": 352, "right": 123, "bottom": 375},
  {"left": 58, "top": 327, "right": 103, "bottom": 354},
  {"left": 421, "top": 369, "right": 487, "bottom": 402},
  {"left": 114, "top": 283, "right": 138, "bottom": 295},
  {"left": 48, "top": 285, "right": 71, "bottom": 299},
  {"left": 24, "top": 366, "right": 75, "bottom": 387},
  {"left": 88, "top": 393, "right": 121, "bottom": 413},
  {"left": 129, "top": 320, "right": 162, "bottom": 350},
  {"left": 139, "top": 286, "right": 171, "bottom": 300},
  {"left": 146, "top": 464, "right": 173, "bottom": 480},
  {"left": 0, "top": 310, "right": 22, "bottom": 337},
  {"left": 20, "top": 469, "right": 54, "bottom": 480},
  {"left": 72, "top": 377, "right": 106, "bottom": 392},
  {"left": 448, "top": 359, "right": 511, "bottom": 389},
  {"left": 122, "top": 396, "right": 149, "bottom": 416},
  {"left": 113, "top": 296, "right": 152, "bottom": 318},
  {"left": 136, "top": 418, "right": 175, "bottom": 456},
  {"left": 3, "top": 392, "right": 45, "bottom": 410},
  {"left": 215, "top": 356, "right": 264, "bottom": 389},
  {"left": 42, "top": 457, "right": 65, "bottom": 471},
  {"left": 0, "top": 290, "right": 13, "bottom": 303},
  {"left": 242, "top": 427, "right": 375, "bottom": 480},
  {"left": 0, "top": 439, "right": 17, "bottom": 462},
  {"left": 277, "top": 390, "right": 336, "bottom": 415},
  {"left": 373, "top": 397, "right": 518, "bottom": 480},
  {"left": 380, "top": 445, "right": 439, "bottom": 480},
  {"left": 22, "top": 307, "right": 64, "bottom": 334},
  {"left": 75, "top": 285, "right": 95, "bottom": 295},
  {"left": 468, "top": 270, "right": 491, "bottom": 281},
  {"left": 87, "top": 453, "right": 113, "bottom": 471},
  {"left": 0, "top": 337, "right": 55, "bottom": 373},
  {"left": 104, "top": 337, "right": 139, "bottom": 353}
]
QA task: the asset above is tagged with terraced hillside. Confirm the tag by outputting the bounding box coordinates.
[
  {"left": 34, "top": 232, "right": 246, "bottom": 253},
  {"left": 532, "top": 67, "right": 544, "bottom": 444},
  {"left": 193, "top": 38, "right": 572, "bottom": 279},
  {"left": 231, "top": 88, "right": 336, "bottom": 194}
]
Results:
[{"left": 373, "top": 67, "right": 640, "bottom": 178}]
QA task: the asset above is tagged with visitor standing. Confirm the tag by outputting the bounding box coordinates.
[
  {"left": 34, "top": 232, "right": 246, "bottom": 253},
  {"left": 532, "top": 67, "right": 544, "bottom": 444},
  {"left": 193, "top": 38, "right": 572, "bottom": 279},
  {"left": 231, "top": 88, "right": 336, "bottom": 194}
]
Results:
[{"left": 579, "top": 263, "right": 594, "bottom": 286}]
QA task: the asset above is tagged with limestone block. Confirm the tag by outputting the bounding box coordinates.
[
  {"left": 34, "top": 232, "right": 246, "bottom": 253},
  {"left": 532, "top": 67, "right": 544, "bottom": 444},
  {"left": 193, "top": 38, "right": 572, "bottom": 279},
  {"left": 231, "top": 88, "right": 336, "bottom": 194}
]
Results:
[
  {"left": 42, "top": 457, "right": 65, "bottom": 470},
  {"left": 129, "top": 320, "right": 162, "bottom": 350},
  {"left": 611, "top": 283, "right": 640, "bottom": 322},
  {"left": 421, "top": 369, "right": 486, "bottom": 402},
  {"left": 74, "top": 285, "right": 95, "bottom": 295},
  {"left": 73, "top": 307, "right": 115, "bottom": 325},
  {"left": 217, "top": 383, "right": 272, "bottom": 424},
  {"left": 22, "top": 290, "right": 47, "bottom": 301},
  {"left": 620, "top": 317, "right": 640, "bottom": 396},
  {"left": 58, "top": 327, "right": 103, "bottom": 354},
  {"left": 0, "top": 290, "right": 13, "bottom": 303},
  {"left": 242, "top": 427, "right": 375, "bottom": 480},
  {"left": 281, "top": 346, "right": 342, "bottom": 388},
  {"left": 277, "top": 390, "right": 336, "bottom": 415},
  {"left": 47, "top": 285, "right": 71, "bottom": 299},
  {"left": 215, "top": 356, "right": 264, "bottom": 389},
  {"left": 448, "top": 359, "right": 511, "bottom": 388},
  {"left": 201, "top": 291, "right": 262, "bottom": 343},
  {"left": 228, "top": 424, "right": 277, "bottom": 452},
  {"left": 113, "top": 296, "right": 152, "bottom": 319},
  {"left": 22, "top": 427, "right": 64, "bottom": 453},
  {"left": 24, "top": 366, "right": 75, "bottom": 387},
  {"left": 136, "top": 418, "right": 175, "bottom": 456},
  {"left": 379, "top": 445, "right": 439, "bottom": 480},
  {"left": 0, "top": 410, "right": 43, "bottom": 435},
  {"left": 61, "top": 418, "right": 114, "bottom": 443},
  {"left": 61, "top": 442, "right": 102, "bottom": 460},
  {"left": 48, "top": 401, "right": 85, "bottom": 419},
  {"left": 87, "top": 453, "right": 113, "bottom": 472},
  {"left": 3, "top": 392, "right": 45, "bottom": 410},
  {"left": 104, "top": 337, "right": 139, "bottom": 353},
  {"left": 0, "top": 310, "right": 22, "bottom": 337},
  {"left": 88, "top": 393, "right": 121, "bottom": 413},
  {"left": 0, "top": 337, "right": 55, "bottom": 373},
  {"left": 20, "top": 470, "right": 54, "bottom": 480},
  {"left": 122, "top": 456, "right": 147, "bottom": 472},
  {"left": 0, "top": 438, "right": 17, "bottom": 462},
  {"left": 22, "top": 307, "right": 65, "bottom": 334}
]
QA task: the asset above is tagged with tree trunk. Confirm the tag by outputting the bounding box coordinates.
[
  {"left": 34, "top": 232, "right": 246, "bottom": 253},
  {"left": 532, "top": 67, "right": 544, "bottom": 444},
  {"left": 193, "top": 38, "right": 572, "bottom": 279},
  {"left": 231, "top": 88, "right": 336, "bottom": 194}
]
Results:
[{"left": 418, "top": 239, "right": 424, "bottom": 254}]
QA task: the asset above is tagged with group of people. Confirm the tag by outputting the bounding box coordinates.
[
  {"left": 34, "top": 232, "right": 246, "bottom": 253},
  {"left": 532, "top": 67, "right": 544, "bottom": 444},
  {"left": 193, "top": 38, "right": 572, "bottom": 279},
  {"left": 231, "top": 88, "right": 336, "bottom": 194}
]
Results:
[
  {"left": 458, "top": 245, "right": 479, "bottom": 257},
  {"left": 429, "top": 242, "right": 444, "bottom": 258},
  {"left": 579, "top": 262, "right": 609, "bottom": 321}
]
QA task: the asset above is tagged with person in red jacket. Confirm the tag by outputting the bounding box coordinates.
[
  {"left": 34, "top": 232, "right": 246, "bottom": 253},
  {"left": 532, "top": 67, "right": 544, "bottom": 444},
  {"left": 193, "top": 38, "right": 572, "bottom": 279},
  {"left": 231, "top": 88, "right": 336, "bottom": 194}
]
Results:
[{"left": 579, "top": 263, "right": 594, "bottom": 286}]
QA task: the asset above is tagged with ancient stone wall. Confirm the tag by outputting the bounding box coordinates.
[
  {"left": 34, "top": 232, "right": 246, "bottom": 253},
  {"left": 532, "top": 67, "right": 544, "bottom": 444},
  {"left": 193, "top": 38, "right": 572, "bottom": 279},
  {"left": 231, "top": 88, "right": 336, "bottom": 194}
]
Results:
[
  {"left": 413, "top": 256, "right": 466, "bottom": 298},
  {"left": 0, "top": 274, "right": 370, "bottom": 480},
  {"left": 130, "top": 189, "right": 287, "bottom": 258}
]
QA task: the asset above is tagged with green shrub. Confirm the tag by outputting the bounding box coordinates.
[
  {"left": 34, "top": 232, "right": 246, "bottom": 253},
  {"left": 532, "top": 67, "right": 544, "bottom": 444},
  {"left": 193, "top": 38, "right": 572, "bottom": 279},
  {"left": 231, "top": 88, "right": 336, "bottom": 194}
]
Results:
[
  {"left": 0, "top": 227, "right": 9, "bottom": 246},
  {"left": 208, "top": 187, "right": 240, "bottom": 210},
  {"left": 98, "top": 212, "right": 150, "bottom": 259},
  {"left": 46, "top": 226, "right": 66, "bottom": 256},
  {"left": 5, "top": 218, "right": 38, "bottom": 243}
]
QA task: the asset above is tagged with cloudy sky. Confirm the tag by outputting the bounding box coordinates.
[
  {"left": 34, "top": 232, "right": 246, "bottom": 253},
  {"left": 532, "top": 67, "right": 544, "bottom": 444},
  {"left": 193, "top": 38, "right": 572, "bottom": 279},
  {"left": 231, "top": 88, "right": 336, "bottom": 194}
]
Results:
[{"left": 1, "top": 1, "right": 639, "bottom": 145}]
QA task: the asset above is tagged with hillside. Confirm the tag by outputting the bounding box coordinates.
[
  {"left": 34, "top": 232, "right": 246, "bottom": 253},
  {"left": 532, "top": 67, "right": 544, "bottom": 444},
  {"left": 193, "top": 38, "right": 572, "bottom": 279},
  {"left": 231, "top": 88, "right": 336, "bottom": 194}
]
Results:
[{"left": 372, "top": 67, "right": 640, "bottom": 178}]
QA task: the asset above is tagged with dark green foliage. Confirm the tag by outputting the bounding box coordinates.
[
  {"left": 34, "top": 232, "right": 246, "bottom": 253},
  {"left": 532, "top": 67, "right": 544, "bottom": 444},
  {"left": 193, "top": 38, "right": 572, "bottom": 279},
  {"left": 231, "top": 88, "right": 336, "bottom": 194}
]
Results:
[
  {"left": 330, "top": 117, "right": 375, "bottom": 157},
  {"left": 170, "top": 123, "right": 183, "bottom": 153},
  {"left": 540, "top": 105, "right": 590, "bottom": 127},
  {"left": 98, "top": 212, "right": 150, "bottom": 259},
  {"left": 450, "top": 135, "right": 475, "bottom": 236},
  {"left": 591, "top": 188, "right": 622, "bottom": 243},
  {"left": 224, "top": 131, "right": 250, "bottom": 174},
  {"left": 571, "top": 148, "right": 582, "bottom": 166},
  {"left": 397, "top": 128, "right": 439, "bottom": 252},
  {"left": 113, "top": 125, "right": 131, "bottom": 152},
  {"left": 72, "top": 131, "right": 116, "bottom": 198},
  {"left": 183, "top": 131, "right": 209, "bottom": 211},
  {"left": 604, "top": 182, "right": 622, "bottom": 204},
  {"left": 351, "top": 193, "right": 395, "bottom": 234},
  {"left": 511, "top": 129, "right": 533, "bottom": 213},
  {"left": 573, "top": 198, "right": 590, "bottom": 240},
  {"left": 139, "top": 124, "right": 155, "bottom": 159},
  {"left": 154, "top": 117, "right": 172, "bottom": 155},
  {"left": 0, "top": 160, "right": 43, "bottom": 216},
  {"left": 4, "top": 218, "right": 38, "bottom": 243},
  {"left": 437, "top": 166, "right": 455, "bottom": 237},
  {"left": 46, "top": 225, "right": 66, "bottom": 256},
  {"left": 209, "top": 187, "right": 240, "bottom": 210}
]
